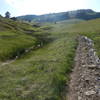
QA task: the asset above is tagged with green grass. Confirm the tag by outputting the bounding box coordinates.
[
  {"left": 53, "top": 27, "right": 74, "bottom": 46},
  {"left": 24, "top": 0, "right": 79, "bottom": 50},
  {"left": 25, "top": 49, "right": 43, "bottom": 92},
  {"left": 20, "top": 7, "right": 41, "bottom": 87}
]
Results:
[
  {"left": 0, "top": 16, "right": 48, "bottom": 61},
  {"left": 0, "top": 17, "right": 100, "bottom": 100},
  {"left": 66, "top": 18, "right": 100, "bottom": 57},
  {"left": 66, "top": 18, "right": 100, "bottom": 32},
  {"left": 0, "top": 18, "right": 80, "bottom": 100},
  {"left": 0, "top": 33, "right": 77, "bottom": 100},
  {"left": 0, "top": 33, "right": 37, "bottom": 60}
]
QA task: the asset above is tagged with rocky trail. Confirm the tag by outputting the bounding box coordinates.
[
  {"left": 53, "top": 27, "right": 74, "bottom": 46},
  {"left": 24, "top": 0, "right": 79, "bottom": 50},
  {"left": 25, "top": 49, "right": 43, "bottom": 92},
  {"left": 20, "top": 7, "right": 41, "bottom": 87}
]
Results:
[{"left": 67, "top": 36, "right": 100, "bottom": 100}]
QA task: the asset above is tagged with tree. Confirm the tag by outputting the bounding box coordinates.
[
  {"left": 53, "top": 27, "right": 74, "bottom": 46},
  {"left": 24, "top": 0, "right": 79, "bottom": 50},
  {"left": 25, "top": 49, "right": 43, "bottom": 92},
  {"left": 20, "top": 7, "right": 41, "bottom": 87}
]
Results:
[{"left": 5, "top": 11, "right": 11, "bottom": 18}]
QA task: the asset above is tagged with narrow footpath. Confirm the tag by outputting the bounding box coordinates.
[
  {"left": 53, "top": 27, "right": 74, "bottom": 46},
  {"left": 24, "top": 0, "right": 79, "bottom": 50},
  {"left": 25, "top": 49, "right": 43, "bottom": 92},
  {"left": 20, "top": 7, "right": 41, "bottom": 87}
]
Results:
[{"left": 67, "top": 36, "right": 100, "bottom": 100}]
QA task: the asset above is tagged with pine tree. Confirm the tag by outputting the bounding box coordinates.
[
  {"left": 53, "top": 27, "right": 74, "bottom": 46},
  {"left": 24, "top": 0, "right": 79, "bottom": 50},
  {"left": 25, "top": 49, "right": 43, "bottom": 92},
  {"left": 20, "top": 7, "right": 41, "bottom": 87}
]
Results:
[{"left": 5, "top": 11, "right": 11, "bottom": 18}]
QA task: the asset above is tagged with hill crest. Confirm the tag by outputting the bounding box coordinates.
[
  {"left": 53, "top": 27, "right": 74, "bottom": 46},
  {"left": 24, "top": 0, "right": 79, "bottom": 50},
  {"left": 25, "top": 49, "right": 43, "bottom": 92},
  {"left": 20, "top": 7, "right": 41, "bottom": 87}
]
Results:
[{"left": 17, "top": 9, "right": 100, "bottom": 22}]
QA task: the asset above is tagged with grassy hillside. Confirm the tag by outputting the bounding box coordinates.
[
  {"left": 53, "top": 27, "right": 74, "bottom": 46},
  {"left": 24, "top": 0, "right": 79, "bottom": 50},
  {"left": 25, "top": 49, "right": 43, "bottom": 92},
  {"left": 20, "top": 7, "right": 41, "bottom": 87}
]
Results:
[
  {"left": 66, "top": 18, "right": 100, "bottom": 57},
  {"left": 51, "top": 19, "right": 84, "bottom": 33},
  {"left": 0, "top": 18, "right": 81, "bottom": 100},
  {"left": 0, "top": 16, "right": 100, "bottom": 100},
  {"left": 67, "top": 18, "right": 100, "bottom": 32},
  {"left": 0, "top": 33, "right": 77, "bottom": 100},
  {"left": 0, "top": 16, "right": 50, "bottom": 61}
]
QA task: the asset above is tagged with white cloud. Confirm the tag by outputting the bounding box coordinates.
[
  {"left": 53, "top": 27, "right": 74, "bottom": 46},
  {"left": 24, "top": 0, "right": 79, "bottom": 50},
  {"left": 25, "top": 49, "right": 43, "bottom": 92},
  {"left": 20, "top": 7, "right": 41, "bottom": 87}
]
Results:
[{"left": 5, "top": 0, "right": 88, "bottom": 16}]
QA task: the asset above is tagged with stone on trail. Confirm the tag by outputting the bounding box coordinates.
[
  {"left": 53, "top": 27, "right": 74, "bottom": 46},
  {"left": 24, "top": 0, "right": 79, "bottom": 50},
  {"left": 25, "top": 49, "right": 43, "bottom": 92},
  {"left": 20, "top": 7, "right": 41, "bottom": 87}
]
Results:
[{"left": 85, "top": 90, "right": 96, "bottom": 96}]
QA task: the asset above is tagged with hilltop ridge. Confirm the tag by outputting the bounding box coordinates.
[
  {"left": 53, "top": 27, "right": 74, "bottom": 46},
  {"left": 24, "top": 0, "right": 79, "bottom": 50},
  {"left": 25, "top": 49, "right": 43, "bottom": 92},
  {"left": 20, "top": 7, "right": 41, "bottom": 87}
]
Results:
[{"left": 17, "top": 9, "right": 100, "bottom": 22}]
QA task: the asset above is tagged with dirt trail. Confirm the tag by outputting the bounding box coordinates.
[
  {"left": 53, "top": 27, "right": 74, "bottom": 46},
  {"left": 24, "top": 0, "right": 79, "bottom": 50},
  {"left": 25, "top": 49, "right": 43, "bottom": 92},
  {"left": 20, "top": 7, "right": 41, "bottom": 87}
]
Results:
[
  {"left": 67, "top": 36, "right": 100, "bottom": 100},
  {"left": 1, "top": 45, "right": 42, "bottom": 66}
]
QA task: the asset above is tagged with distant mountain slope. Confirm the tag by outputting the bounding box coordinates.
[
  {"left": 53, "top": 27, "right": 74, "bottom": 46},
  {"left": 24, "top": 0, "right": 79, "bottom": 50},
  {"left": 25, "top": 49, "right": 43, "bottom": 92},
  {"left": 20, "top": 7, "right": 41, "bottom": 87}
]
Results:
[
  {"left": 17, "top": 9, "right": 100, "bottom": 22},
  {"left": 17, "top": 15, "right": 38, "bottom": 21}
]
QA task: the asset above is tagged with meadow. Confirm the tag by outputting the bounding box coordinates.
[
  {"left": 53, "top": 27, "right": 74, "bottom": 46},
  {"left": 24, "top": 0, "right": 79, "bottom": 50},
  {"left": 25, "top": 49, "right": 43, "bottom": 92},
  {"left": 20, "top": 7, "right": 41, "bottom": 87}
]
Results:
[
  {"left": 0, "top": 17, "right": 100, "bottom": 100},
  {"left": 66, "top": 18, "right": 100, "bottom": 57}
]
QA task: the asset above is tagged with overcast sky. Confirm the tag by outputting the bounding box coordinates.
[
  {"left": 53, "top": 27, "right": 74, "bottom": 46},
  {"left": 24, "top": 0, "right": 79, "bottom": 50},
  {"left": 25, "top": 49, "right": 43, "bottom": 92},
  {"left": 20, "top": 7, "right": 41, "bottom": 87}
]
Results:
[{"left": 0, "top": 0, "right": 100, "bottom": 17}]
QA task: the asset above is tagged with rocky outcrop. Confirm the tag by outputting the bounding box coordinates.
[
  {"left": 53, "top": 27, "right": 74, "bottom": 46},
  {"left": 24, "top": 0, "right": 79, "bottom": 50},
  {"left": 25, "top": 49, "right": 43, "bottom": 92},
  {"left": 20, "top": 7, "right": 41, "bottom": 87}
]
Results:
[{"left": 67, "top": 36, "right": 100, "bottom": 100}]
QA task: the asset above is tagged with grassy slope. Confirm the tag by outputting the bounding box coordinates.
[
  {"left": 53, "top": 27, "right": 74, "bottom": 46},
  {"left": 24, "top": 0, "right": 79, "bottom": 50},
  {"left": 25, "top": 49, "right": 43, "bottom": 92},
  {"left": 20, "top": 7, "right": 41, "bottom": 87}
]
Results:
[
  {"left": 66, "top": 18, "right": 100, "bottom": 57},
  {"left": 0, "top": 19, "right": 81, "bottom": 100},
  {"left": 0, "top": 17, "right": 100, "bottom": 100},
  {"left": 0, "top": 16, "right": 46, "bottom": 61}
]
